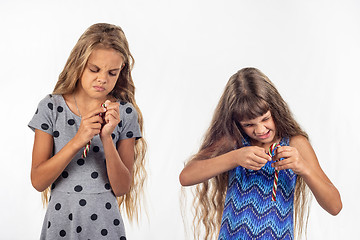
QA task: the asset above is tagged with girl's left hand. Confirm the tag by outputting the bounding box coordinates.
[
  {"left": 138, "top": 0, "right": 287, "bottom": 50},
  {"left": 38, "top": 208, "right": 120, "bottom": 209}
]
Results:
[
  {"left": 272, "top": 146, "right": 309, "bottom": 176},
  {"left": 100, "top": 100, "right": 120, "bottom": 138}
]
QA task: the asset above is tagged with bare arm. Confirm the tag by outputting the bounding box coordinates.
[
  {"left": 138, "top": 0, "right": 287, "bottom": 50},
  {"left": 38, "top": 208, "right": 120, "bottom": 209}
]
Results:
[
  {"left": 31, "top": 108, "right": 104, "bottom": 192},
  {"left": 31, "top": 130, "right": 81, "bottom": 191},
  {"left": 100, "top": 100, "right": 135, "bottom": 196},
  {"left": 102, "top": 136, "right": 135, "bottom": 196},
  {"left": 274, "top": 135, "right": 342, "bottom": 215},
  {"left": 179, "top": 146, "right": 271, "bottom": 186}
]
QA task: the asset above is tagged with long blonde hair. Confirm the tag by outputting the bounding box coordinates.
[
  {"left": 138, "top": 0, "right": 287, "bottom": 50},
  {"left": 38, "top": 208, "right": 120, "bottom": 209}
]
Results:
[
  {"left": 189, "top": 67, "right": 310, "bottom": 239},
  {"left": 43, "top": 23, "right": 147, "bottom": 222}
]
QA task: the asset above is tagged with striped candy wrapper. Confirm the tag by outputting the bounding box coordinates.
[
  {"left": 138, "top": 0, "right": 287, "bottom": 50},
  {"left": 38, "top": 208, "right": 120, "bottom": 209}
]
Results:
[{"left": 268, "top": 143, "right": 281, "bottom": 202}]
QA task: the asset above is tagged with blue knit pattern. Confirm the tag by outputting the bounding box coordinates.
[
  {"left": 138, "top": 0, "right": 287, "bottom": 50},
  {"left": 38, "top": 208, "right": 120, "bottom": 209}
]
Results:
[{"left": 218, "top": 137, "right": 297, "bottom": 240}]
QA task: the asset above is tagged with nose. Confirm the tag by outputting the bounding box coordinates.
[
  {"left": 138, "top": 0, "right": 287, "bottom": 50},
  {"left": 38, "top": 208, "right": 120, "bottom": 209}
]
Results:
[
  {"left": 254, "top": 124, "right": 267, "bottom": 135},
  {"left": 97, "top": 72, "right": 108, "bottom": 84}
]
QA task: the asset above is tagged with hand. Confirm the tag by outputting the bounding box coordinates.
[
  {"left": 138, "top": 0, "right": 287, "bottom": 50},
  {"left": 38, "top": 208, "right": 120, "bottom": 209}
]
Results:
[
  {"left": 73, "top": 107, "right": 106, "bottom": 147},
  {"left": 100, "top": 100, "right": 120, "bottom": 138},
  {"left": 272, "top": 146, "right": 309, "bottom": 175},
  {"left": 235, "top": 146, "right": 272, "bottom": 170}
]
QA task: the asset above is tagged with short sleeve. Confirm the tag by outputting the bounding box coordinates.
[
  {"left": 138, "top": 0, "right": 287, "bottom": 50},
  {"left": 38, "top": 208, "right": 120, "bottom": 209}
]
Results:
[
  {"left": 28, "top": 94, "right": 54, "bottom": 136},
  {"left": 118, "top": 102, "right": 142, "bottom": 140}
]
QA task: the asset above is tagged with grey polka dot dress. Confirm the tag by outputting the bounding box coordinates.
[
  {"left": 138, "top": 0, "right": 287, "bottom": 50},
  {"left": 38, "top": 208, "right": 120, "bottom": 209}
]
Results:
[{"left": 28, "top": 94, "right": 141, "bottom": 240}]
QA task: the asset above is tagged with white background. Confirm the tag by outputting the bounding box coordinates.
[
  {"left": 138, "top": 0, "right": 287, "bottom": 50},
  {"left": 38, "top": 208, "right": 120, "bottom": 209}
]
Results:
[{"left": 0, "top": 0, "right": 359, "bottom": 239}]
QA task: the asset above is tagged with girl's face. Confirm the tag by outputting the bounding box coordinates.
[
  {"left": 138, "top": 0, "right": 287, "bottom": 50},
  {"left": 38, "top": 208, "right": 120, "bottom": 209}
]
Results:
[
  {"left": 78, "top": 48, "right": 124, "bottom": 100},
  {"left": 239, "top": 111, "right": 277, "bottom": 145}
]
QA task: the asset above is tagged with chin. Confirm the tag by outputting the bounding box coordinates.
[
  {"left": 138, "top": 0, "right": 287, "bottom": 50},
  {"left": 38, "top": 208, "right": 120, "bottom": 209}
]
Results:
[{"left": 259, "top": 136, "right": 275, "bottom": 144}]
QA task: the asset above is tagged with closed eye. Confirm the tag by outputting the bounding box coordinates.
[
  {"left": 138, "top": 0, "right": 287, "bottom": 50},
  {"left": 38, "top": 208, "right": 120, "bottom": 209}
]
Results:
[
  {"left": 89, "top": 67, "right": 99, "bottom": 73},
  {"left": 109, "top": 71, "right": 118, "bottom": 77}
]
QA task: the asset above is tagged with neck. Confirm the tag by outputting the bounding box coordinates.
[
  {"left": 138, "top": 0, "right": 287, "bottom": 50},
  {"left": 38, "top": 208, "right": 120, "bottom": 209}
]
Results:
[
  {"left": 73, "top": 89, "right": 107, "bottom": 116},
  {"left": 251, "top": 139, "right": 281, "bottom": 152}
]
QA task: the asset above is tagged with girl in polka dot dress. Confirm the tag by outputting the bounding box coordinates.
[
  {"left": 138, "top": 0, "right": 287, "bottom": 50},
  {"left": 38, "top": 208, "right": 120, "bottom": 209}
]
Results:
[
  {"left": 179, "top": 68, "right": 342, "bottom": 239},
  {"left": 29, "top": 23, "right": 146, "bottom": 239}
]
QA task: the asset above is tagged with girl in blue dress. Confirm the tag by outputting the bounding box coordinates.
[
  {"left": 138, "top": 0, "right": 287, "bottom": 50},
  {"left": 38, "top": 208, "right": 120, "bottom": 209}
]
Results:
[{"left": 179, "top": 67, "right": 342, "bottom": 239}]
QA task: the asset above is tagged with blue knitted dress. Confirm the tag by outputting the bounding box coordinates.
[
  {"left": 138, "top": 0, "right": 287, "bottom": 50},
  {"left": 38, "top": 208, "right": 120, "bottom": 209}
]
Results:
[{"left": 218, "top": 137, "right": 297, "bottom": 240}]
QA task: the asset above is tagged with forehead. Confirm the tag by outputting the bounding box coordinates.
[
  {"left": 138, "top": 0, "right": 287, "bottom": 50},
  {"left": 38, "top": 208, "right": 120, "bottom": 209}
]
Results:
[
  {"left": 88, "top": 48, "right": 124, "bottom": 67},
  {"left": 234, "top": 97, "right": 270, "bottom": 122},
  {"left": 240, "top": 110, "right": 271, "bottom": 123}
]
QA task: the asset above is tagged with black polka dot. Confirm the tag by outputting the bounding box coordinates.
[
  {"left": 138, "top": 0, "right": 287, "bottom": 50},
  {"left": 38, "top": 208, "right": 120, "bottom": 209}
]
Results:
[
  {"left": 77, "top": 159, "right": 85, "bottom": 166},
  {"left": 41, "top": 123, "right": 49, "bottom": 130},
  {"left": 120, "top": 101, "right": 126, "bottom": 105},
  {"left": 76, "top": 226, "right": 82, "bottom": 233},
  {"left": 91, "top": 214, "right": 98, "bottom": 221},
  {"left": 126, "top": 131, "right": 133, "bottom": 138},
  {"left": 55, "top": 203, "right": 61, "bottom": 211},
  {"left": 79, "top": 199, "right": 86, "bottom": 206},
  {"left": 48, "top": 103, "right": 53, "bottom": 110},
  {"left": 113, "top": 219, "right": 120, "bottom": 226},
  {"left": 93, "top": 146, "right": 100, "bottom": 152},
  {"left": 49, "top": 94, "right": 53, "bottom": 98},
  {"left": 57, "top": 106, "right": 63, "bottom": 112},
  {"left": 101, "top": 229, "right": 108, "bottom": 236},
  {"left": 53, "top": 131, "right": 60, "bottom": 138},
  {"left": 104, "top": 183, "right": 111, "bottom": 190},
  {"left": 118, "top": 121, "right": 123, "bottom": 128},
  {"left": 59, "top": 230, "right": 66, "bottom": 237},
  {"left": 74, "top": 185, "right": 83, "bottom": 192},
  {"left": 51, "top": 183, "right": 56, "bottom": 190},
  {"left": 68, "top": 213, "right": 73, "bottom": 221},
  {"left": 35, "top": 108, "right": 38, "bottom": 114},
  {"left": 125, "top": 107, "right": 132, "bottom": 114},
  {"left": 62, "top": 171, "right": 69, "bottom": 178},
  {"left": 91, "top": 172, "right": 98, "bottom": 179},
  {"left": 111, "top": 133, "right": 115, "bottom": 139},
  {"left": 49, "top": 196, "right": 52, "bottom": 202},
  {"left": 105, "top": 202, "right": 112, "bottom": 209},
  {"left": 68, "top": 119, "right": 75, "bottom": 125},
  {"left": 47, "top": 221, "right": 51, "bottom": 228},
  {"left": 120, "top": 236, "right": 126, "bottom": 240}
]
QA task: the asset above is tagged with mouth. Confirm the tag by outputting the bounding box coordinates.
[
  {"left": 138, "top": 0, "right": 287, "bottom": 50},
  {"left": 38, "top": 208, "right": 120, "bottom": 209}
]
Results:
[
  {"left": 257, "top": 130, "right": 271, "bottom": 139},
  {"left": 93, "top": 86, "right": 105, "bottom": 92}
]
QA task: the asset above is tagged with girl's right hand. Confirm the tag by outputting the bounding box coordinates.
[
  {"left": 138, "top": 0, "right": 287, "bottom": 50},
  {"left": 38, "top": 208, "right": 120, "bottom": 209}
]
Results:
[
  {"left": 179, "top": 146, "right": 272, "bottom": 186},
  {"left": 73, "top": 107, "right": 106, "bottom": 148},
  {"left": 235, "top": 146, "right": 271, "bottom": 170}
]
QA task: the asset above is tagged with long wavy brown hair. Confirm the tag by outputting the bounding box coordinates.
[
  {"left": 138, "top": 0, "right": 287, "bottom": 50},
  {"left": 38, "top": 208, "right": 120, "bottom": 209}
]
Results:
[
  {"left": 188, "top": 67, "right": 310, "bottom": 239},
  {"left": 42, "top": 23, "right": 147, "bottom": 223}
]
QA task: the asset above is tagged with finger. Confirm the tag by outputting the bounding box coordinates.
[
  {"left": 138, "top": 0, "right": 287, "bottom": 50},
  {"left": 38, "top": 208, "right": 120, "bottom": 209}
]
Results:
[
  {"left": 254, "top": 148, "right": 272, "bottom": 161},
  {"left": 273, "top": 161, "right": 293, "bottom": 171},
  {"left": 252, "top": 154, "right": 269, "bottom": 165},
  {"left": 273, "top": 157, "right": 292, "bottom": 166},
  {"left": 86, "top": 122, "right": 103, "bottom": 131},
  {"left": 274, "top": 151, "right": 294, "bottom": 161},
  {"left": 105, "top": 109, "right": 120, "bottom": 122},
  {"left": 248, "top": 164, "right": 262, "bottom": 171},
  {"left": 104, "top": 101, "right": 119, "bottom": 112},
  {"left": 275, "top": 146, "right": 292, "bottom": 154},
  {"left": 86, "top": 115, "right": 104, "bottom": 125},
  {"left": 104, "top": 99, "right": 111, "bottom": 106},
  {"left": 84, "top": 107, "right": 107, "bottom": 119},
  {"left": 251, "top": 162, "right": 266, "bottom": 170}
]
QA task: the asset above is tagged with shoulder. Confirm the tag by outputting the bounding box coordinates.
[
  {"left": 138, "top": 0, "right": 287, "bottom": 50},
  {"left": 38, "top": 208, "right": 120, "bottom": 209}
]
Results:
[
  {"left": 289, "top": 135, "right": 314, "bottom": 154},
  {"left": 37, "top": 94, "right": 63, "bottom": 107},
  {"left": 290, "top": 135, "right": 309, "bottom": 145},
  {"left": 118, "top": 101, "right": 138, "bottom": 116}
]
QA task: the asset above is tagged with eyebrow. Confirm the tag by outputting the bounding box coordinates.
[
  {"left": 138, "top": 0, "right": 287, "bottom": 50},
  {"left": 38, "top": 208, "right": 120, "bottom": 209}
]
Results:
[
  {"left": 240, "top": 113, "right": 271, "bottom": 125},
  {"left": 88, "top": 63, "right": 121, "bottom": 71}
]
